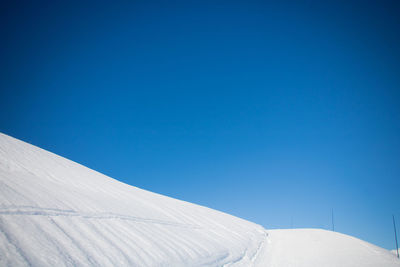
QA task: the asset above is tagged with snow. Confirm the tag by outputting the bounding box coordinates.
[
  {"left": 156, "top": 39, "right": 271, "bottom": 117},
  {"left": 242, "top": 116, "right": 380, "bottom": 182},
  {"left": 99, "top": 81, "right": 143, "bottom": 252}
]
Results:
[
  {"left": 392, "top": 248, "right": 400, "bottom": 257},
  {"left": 0, "top": 132, "right": 399, "bottom": 266},
  {"left": 257, "top": 229, "right": 400, "bottom": 267}
]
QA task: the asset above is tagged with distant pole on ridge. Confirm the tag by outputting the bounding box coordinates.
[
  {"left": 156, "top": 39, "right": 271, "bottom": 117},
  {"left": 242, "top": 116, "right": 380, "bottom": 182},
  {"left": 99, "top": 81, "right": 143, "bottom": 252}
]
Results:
[
  {"left": 331, "top": 209, "right": 335, "bottom": 232},
  {"left": 393, "top": 215, "right": 399, "bottom": 258}
]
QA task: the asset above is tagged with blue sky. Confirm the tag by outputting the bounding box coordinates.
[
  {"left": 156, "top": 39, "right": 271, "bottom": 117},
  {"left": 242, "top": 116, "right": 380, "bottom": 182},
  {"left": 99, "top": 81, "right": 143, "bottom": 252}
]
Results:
[{"left": 1, "top": 0, "right": 399, "bottom": 249}]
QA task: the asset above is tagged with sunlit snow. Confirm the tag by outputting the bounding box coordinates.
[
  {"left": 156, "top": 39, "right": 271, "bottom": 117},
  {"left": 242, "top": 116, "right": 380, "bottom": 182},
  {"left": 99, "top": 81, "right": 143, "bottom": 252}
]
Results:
[{"left": 0, "top": 133, "right": 399, "bottom": 266}]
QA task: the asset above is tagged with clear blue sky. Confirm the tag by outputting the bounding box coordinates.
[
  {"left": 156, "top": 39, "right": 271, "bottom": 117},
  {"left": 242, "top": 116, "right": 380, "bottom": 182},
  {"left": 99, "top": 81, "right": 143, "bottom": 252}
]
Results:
[{"left": 1, "top": 0, "right": 399, "bottom": 249}]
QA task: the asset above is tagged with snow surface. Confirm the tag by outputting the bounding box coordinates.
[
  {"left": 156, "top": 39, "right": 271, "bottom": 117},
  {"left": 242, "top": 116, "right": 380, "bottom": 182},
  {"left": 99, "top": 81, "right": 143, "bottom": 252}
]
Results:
[
  {"left": 392, "top": 248, "right": 400, "bottom": 257},
  {"left": 258, "top": 229, "right": 400, "bottom": 267},
  {"left": 0, "top": 132, "right": 399, "bottom": 266}
]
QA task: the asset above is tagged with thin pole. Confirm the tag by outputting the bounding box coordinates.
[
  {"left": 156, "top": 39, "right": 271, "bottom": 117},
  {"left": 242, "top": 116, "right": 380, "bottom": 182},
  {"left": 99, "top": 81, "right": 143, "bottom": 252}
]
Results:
[
  {"left": 332, "top": 209, "right": 335, "bottom": 232},
  {"left": 393, "top": 215, "right": 399, "bottom": 258}
]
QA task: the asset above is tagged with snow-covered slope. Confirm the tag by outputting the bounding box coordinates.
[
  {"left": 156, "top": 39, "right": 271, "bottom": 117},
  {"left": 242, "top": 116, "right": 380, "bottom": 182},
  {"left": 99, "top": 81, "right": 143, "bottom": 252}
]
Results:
[
  {"left": 0, "top": 132, "right": 399, "bottom": 266},
  {"left": 257, "top": 229, "right": 400, "bottom": 267},
  {"left": 0, "top": 133, "right": 266, "bottom": 266}
]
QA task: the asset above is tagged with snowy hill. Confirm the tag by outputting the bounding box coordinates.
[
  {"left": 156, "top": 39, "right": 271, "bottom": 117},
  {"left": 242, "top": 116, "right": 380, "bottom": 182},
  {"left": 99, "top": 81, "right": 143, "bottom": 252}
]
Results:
[
  {"left": 0, "top": 132, "right": 399, "bottom": 266},
  {"left": 259, "top": 229, "right": 399, "bottom": 267}
]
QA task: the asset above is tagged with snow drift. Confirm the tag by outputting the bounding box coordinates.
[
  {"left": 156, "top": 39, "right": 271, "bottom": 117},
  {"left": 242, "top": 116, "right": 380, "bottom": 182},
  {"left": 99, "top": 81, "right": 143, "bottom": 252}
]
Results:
[
  {"left": 258, "top": 229, "right": 399, "bottom": 267},
  {"left": 0, "top": 132, "right": 399, "bottom": 266},
  {"left": 0, "top": 133, "right": 266, "bottom": 266}
]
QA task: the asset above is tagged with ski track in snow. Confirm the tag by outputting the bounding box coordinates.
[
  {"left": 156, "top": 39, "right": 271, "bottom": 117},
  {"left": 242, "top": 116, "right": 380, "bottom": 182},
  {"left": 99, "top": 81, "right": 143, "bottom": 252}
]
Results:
[
  {"left": 0, "top": 205, "right": 202, "bottom": 229},
  {"left": 220, "top": 231, "right": 268, "bottom": 267},
  {"left": 250, "top": 231, "right": 268, "bottom": 263},
  {"left": 0, "top": 204, "right": 269, "bottom": 266}
]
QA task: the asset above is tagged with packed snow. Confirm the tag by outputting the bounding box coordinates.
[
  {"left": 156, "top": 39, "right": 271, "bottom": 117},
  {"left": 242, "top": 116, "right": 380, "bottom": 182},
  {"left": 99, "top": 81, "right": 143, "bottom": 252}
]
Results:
[
  {"left": 0, "top": 132, "right": 399, "bottom": 266},
  {"left": 258, "top": 229, "right": 399, "bottom": 267}
]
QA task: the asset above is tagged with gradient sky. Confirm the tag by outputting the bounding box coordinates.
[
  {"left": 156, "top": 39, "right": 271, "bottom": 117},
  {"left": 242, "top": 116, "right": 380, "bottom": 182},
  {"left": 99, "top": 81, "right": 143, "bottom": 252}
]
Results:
[{"left": 1, "top": 0, "right": 399, "bottom": 249}]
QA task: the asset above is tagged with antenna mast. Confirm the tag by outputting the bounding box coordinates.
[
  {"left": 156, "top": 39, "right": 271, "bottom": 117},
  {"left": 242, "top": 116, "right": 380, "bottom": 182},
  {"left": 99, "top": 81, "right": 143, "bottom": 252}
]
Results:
[{"left": 393, "top": 215, "right": 399, "bottom": 258}]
